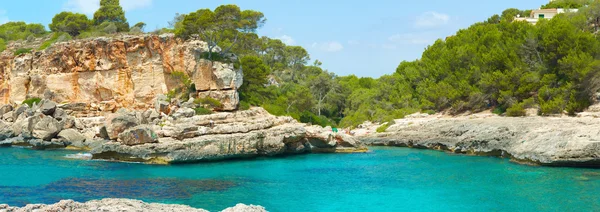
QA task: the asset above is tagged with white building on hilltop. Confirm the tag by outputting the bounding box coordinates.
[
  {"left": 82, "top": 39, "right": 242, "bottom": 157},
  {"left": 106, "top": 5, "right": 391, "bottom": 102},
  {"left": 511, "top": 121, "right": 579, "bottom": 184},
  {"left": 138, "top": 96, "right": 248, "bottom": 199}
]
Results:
[{"left": 514, "top": 8, "right": 579, "bottom": 25}]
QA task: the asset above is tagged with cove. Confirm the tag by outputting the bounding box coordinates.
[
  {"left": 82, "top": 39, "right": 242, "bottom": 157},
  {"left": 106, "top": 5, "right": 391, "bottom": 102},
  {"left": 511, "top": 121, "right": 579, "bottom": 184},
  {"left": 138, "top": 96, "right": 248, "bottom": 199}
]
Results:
[{"left": 1, "top": 147, "right": 599, "bottom": 211}]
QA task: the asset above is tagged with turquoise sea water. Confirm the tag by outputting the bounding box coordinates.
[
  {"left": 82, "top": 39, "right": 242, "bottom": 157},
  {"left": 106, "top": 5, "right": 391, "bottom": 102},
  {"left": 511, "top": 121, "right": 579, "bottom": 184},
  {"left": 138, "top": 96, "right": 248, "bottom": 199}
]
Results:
[{"left": 1, "top": 147, "right": 599, "bottom": 211}]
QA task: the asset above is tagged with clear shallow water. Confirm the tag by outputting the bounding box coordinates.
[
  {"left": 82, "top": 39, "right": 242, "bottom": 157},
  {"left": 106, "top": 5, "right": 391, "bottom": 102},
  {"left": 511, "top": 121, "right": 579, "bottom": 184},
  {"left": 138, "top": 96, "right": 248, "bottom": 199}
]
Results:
[{"left": 1, "top": 147, "right": 599, "bottom": 211}]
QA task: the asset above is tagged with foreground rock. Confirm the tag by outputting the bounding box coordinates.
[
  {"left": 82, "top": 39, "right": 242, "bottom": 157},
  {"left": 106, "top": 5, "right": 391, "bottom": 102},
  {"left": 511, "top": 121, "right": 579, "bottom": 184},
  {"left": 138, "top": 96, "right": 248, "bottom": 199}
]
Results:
[
  {"left": 0, "top": 198, "right": 266, "bottom": 212},
  {"left": 361, "top": 116, "right": 600, "bottom": 167},
  {"left": 91, "top": 108, "right": 367, "bottom": 164}
]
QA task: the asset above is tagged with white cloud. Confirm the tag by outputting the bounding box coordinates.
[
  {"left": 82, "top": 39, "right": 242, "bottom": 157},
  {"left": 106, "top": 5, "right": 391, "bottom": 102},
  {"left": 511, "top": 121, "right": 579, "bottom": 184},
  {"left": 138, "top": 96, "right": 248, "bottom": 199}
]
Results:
[
  {"left": 415, "top": 11, "right": 450, "bottom": 28},
  {"left": 347, "top": 40, "right": 360, "bottom": 45},
  {"left": 312, "top": 41, "right": 344, "bottom": 52},
  {"left": 0, "top": 10, "right": 8, "bottom": 24},
  {"left": 277, "top": 35, "right": 296, "bottom": 45},
  {"left": 65, "top": 0, "right": 152, "bottom": 15},
  {"left": 388, "top": 33, "right": 433, "bottom": 45}
]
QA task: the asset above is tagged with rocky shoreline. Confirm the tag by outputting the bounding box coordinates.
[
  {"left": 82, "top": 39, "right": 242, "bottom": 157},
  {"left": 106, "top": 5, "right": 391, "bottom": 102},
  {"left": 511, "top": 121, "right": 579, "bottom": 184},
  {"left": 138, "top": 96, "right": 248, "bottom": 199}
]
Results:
[
  {"left": 360, "top": 115, "right": 600, "bottom": 167},
  {"left": 0, "top": 198, "right": 265, "bottom": 212},
  {"left": 0, "top": 98, "right": 366, "bottom": 164}
]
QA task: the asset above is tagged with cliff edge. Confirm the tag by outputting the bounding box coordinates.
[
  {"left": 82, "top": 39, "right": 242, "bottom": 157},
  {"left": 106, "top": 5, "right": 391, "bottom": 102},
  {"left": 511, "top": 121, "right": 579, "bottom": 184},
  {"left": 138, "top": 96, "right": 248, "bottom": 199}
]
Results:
[{"left": 0, "top": 34, "right": 242, "bottom": 111}]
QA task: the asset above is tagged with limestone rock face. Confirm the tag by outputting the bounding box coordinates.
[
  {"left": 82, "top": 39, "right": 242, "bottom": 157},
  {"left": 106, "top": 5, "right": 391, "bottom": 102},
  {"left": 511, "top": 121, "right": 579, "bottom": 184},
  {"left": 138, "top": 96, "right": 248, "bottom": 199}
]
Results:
[
  {"left": 104, "top": 114, "right": 138, "bottom": 140},
  {"left": 361, "top": 116, "right": 600, "bottom": 167},
  {"left": 91, "top": 107, "right": 368, "bottom": 164},
  {"left": 117, "top": 125, "right": 158, "bottom": 146},
  {"left": 0, "top": 34, "right": 242, "bottom": 112}
]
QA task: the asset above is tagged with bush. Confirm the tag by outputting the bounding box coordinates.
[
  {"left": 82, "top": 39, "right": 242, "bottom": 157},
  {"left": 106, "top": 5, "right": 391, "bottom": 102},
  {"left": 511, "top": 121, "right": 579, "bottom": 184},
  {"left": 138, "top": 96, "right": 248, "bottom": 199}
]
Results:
[
  {"left": 102, "top": 23, "right": 118, "bottom": 34},
  {"left": 39, "top": 32, "right": 72, "bottom": 50},
  {"left": 22, "top": 97, "right": 41, "bottom": 107},
  {"left": 376, "top": 121, "right": 395, "bottom": 133},
  {"left": 238, "top": 101, "right": 251, "bottom": 110},
  {"left": 506, "top": 103, "right": 526, "bottom": 117},
  {"left": 0, "top": 38, "right": 5, "bottom": 53},
  {"left": 299, "top": 111, "right": 335, "bottom": 127},
  {"left": 194, "top": 97, "right": 223, "bottom": 109},
  {"left": 423, "top": 110, "right": 436, "bottom": 115},
  {"left": 129, "top": 26, "right": 143, "bottom": 34},
  {"left": 200, "top": 52, "right": 229, "bottom": 63},
  {"left": 14, "top": 48, "right": 32, "bottom": 56},
  {"left": 194, "top": 107, "right": 213, "bottom": 115},
  {"left": 492, "top": 106, "right": 506, "bottom": 115}
]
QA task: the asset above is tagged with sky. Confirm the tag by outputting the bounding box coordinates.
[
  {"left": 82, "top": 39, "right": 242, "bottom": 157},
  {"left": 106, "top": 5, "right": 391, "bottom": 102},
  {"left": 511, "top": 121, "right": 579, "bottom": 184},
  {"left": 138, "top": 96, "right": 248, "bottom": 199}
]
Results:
[{"left": 0, "top": 0, "right": 549, "bottom": 77}]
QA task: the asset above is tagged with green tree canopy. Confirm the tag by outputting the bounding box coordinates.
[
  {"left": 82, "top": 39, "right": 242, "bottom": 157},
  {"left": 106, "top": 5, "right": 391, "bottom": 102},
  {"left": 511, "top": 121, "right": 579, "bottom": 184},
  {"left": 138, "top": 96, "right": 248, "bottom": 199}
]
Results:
[
  {"left": 0, "top": 22, "right": 47, "bottom": 41},
  {"left": 175, "top": 5, "right": 266, "bottom": 59},
  {"left": 93, "top": 0, "right": 129, "bottom": 32},
  {"left": 49, "top": 12, "right": 91, "bottom": 37}
]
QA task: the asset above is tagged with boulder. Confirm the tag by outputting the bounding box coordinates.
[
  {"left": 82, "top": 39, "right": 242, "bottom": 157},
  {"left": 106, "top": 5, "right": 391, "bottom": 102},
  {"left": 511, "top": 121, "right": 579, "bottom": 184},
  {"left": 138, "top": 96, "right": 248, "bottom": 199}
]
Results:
[
  {"left": 0, "top": 104, "right": 13, "bottom": 116},
  {"left": 3, "top": 111, "right": 13, "bottom": 122},
  {"left": 172, "top": 108, "right": 195, "bottom": 119},
  {"left": 13, "top": 104, "right": 29, "bottom": 120},
  {"left": 181, "top": 99, "right": 197, "bottom": 109},
  {"left": 0, "top": 121, "right": 15, "bottom": 140},
  {"left": 58, "top": 129, "right": 86, "bottom": 143},
  {"left": 105, "top": 114, "right": 139, "bottom": 140},
  {"left": 52, "top": 108, "right": 66, "bottom": 120},
  {"left": 32, "top": 116, "right": 62, "bottom": 141},
  {"left": 39, "top": 100, "right": 57, "bottom": 115},
  {"left": 118, "top": 125, "right": 159, "bottom": 146}
]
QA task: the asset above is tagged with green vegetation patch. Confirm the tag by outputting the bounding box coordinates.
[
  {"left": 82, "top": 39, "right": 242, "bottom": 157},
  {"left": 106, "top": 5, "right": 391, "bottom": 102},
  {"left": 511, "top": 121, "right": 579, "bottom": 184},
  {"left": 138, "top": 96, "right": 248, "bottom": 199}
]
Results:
[
  {"left": 194, "top": 107, "right": 213, "bottom": 115},
  {"left": 376, "top": 121, "right": 395, "bottom": 133},
  {"left": 14, "top": 48, "right": 32, "bottom": 56},
  {"left": 22, "top": 97, "right": 41, "bottom": 107},
  {"left": 194, "top": 97, "right": 223, "bottom": 109}
]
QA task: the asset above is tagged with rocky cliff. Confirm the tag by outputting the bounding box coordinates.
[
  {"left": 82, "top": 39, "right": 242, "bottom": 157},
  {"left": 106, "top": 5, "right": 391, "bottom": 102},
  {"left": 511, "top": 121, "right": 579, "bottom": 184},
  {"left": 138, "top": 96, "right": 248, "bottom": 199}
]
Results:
[{"left": 0, "top": 34, "right": 242, "bottom": 112}]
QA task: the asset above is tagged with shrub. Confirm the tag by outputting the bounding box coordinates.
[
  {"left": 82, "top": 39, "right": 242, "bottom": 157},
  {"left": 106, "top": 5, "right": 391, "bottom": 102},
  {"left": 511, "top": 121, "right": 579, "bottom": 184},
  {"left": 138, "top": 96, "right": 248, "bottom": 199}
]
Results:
[
  {"left": 506, "top": 103, "right": 526, "bottom": 117},
  {"left": 194, "top": 97, "right": 223, "bottom": 109},
  {"left": 194, "top": 107, "right": 213, "bottom": 115},
  {"left": 0, "top": 38, "right": 5, "bottom": 53},
  {"left": 492, "top": 106, "right": 506, "bottom": 115},
  {"left": 102, "top": 23, "right": 118, "bottom": 34},
  {"left": 22, "top": 97, "right": 41, "bottom": 107},
  {"left": 423, "top": 110, "right": 436, "bottom": 115},
  {"left": 376, "top": 121, "right": 395, "bottom": 133},
  {"left": 14, "top": 48, "right": 32, "bottom": 56},
  {"left": 200, "top": 52, "right": 229, "bottom": 63},
  {"left": 39, "top": 32, "right": 72, "bottom": 50},
  {"left": 299, "top": 111, "right": 335, "bottom": 127},
  {"left": 239, "top": 101, "right": 251, "bottom": 110},
  {"left": 129, "top": 26, "right": 143, "bottom": 34}
]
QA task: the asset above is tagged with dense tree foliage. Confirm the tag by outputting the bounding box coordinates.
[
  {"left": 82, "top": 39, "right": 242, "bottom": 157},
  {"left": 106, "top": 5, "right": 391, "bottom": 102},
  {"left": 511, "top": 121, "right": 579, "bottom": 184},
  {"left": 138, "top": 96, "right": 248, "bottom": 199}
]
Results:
[
  {"left": 541, "top": 0, "right": 590, "bottom": 9},
  {"left": 174, "top": 5, "right": 266, "bottom": 59},
  {"left": 49, "top": 12, "right": 91, "bottom": 36},
  {"left": 0, "top": 22, "right": 46, "bottom": 41},
  {"left": 93, "top": 0, "right": 129, "bottom": 32}
]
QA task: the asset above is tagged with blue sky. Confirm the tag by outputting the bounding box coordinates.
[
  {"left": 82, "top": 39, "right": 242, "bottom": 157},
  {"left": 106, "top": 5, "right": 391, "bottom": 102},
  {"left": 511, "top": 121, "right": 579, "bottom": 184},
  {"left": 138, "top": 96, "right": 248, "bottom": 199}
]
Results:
[{"left": 0, "top": 0, "right": 548, "bottom": 77}]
